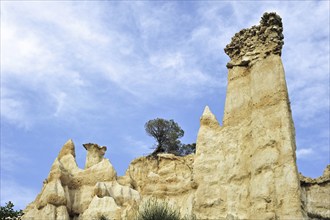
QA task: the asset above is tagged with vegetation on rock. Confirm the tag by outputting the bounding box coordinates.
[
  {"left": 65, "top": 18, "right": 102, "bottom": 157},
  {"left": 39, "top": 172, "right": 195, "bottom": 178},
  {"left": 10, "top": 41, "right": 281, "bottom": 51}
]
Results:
[
  {"left": 136, "top": 199, "right": 196, "bottom": 220},
  {"left": 179, "top": 143, "right": 196, "bottom": 156},
  {"left": 145, "top": 118, "right": 195, "bottom": 157},
  {"left": 136, "top": 199, "right": 180, "bottom": 220}
]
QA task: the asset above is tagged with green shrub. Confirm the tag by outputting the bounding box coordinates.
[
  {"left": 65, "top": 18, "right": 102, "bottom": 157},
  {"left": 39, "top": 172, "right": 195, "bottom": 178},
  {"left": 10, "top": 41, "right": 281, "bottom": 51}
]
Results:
[
  {"left": 0, "top": 201, "right": 23, "bottom": 220},
  {"left": 136, "top": 199, "right": 180, "bottom": 220}
]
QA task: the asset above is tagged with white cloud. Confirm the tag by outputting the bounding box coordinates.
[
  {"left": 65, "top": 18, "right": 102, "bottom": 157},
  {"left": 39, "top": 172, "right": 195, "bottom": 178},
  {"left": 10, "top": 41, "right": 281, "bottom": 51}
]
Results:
[
  {"left": 52, "top": 91, "right": 68, "bottom": 117},
  {"left": 276, "top": 2, "right": 329, "bottom": 128},
  {"left": 1, "top": 4, "right": 327, "bottom": 115},
  {"left": 149, "top": 52, "right": 185, "bottom": 69},
  {"left": 1, "top": 22, "right": 55, "bottom": 80},
  {"left": 290, "top": 84, "right": 329, "bottom": 126},
  {"left": 0, "top": 0, "right": 329, "bottom": 192},
  {"left": 1, "top": 98, "right": 28, "bottom": 128},
  {"left": 0, "top": 148, "right": 30, "bottom": 172},
  {"left": 1, "top": 1, "right": 226, "bottom": 129},
  {"left": 296, "top": 148, "right": 314, "bottom": 159},
  {"left": 0, "top": 86, "right": 32, "bottom": 129},
  {"left": 0, "top": 148, "right": 36, "bottom": 209},
  {"left": 122, "top": 136, "right": 151, "bottom": 157}
]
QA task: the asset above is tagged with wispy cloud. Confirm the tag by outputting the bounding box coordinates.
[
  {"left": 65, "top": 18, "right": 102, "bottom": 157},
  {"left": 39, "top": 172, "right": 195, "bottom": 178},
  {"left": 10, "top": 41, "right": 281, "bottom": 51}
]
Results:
[
  {"left": 296, "top": 148, "right": 314, "bottom": 159},
  {"left": 122, "top": 136, "right": 151, "bottom": 157},
  {"left": 0, "top": 97, "right": 31, "bottom": 129},
  {"left": 0, "top": 179, "right": 38, "bottom": 210},
  {"left": 0, "top": 148, "right": 30, "bottom": 172},
  {"left": 0, "top": 148, "right": 36, "bottom": 209},
  {"left": 2, "top": 2, "right": 328, "bottom": 126},
  {"left": 278, "top": 1, "right": 329, "bottom": 128},
  {"left": 0, "top": 0, "right": 329, "bottom": 205},
  {"left": 1, "top": 1, "right": 224, "bottom": 129}
]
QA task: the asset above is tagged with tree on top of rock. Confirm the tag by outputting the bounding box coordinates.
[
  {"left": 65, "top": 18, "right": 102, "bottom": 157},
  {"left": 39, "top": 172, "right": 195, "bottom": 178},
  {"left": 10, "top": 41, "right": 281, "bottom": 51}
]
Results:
[
  {"left": 145, "top": 118, "right": 184, "bottom": 156},
  {"left": 145, "top": 118, "right": 196, "bottom": 157},
  {"left": 178, "top": 143, "right": 196, "bottom": 156}
]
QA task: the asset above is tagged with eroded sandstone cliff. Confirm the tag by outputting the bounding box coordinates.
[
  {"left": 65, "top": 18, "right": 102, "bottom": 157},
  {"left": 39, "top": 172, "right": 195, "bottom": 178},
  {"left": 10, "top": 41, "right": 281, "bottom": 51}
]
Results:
[
  {"left": 193, "top": 12, "right": 304, "bottom": 219},
  {"left": 23, "top": 12, "right": 329, "bottom": 220},
  {"left": 300, "top": 165, "right": 330, "bottom": 219},
  {"left": 119, "top": 154, "right": 195, "bottom": 216},
  {"left": 23, "top": 140, "right": 140, "bottom": 220}
]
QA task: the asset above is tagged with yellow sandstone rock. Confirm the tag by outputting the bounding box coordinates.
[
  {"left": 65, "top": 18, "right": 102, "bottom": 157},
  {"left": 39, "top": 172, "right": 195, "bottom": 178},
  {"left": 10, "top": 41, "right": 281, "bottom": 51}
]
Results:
[
  {"left": 23, "top": 12, "right": 329, "bottom": 220},
  {"left": 22, "top": 141, "right": 140, "bottom": 220},
  {"left": 300, "top": 165, "right": 330, "bottom": 219}
]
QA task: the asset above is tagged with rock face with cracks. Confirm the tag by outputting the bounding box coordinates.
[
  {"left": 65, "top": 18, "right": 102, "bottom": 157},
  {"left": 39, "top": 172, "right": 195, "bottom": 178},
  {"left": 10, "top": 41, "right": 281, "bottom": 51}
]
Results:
[
  {"left": 23, "top": 12, "right": 329, "bottom": 220},
  {"left": 118, "top": 154, "right": 196, "bottom": 216}
]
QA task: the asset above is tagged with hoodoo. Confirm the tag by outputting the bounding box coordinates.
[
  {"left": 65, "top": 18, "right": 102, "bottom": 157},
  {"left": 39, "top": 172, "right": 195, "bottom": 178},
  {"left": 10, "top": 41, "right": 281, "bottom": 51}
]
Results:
[
  {"left": 22, "top": 12, "right": 329, "bottom": 220},
  {"left": 194, "top": 12, "right": 303, "bottom": 219}
]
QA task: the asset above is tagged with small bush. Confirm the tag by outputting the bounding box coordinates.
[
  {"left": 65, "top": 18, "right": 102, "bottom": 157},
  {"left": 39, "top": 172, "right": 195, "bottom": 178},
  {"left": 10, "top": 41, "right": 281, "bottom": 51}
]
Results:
[{"left": 136, "top": 199, "right": 180, "bottom": 220}]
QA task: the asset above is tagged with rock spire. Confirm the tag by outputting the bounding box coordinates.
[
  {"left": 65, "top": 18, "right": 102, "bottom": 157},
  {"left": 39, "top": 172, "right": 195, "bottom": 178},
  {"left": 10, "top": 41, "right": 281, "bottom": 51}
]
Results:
[{"left": 194, "top": 12, "right": 305, "bottom": 219}]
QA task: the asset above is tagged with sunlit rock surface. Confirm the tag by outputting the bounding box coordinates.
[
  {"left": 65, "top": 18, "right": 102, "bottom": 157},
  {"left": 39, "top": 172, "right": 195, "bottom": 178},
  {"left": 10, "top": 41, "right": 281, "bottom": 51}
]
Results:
[
  {"left": 22, "top": 140, "right": 140, "bottom": 220},
  {"left": 23, "top": 12, "right": 329, "bottom": 220}
]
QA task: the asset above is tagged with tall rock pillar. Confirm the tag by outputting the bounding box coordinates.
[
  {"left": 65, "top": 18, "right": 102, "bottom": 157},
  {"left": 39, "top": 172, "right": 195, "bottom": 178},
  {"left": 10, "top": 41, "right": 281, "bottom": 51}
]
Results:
[{"left": 193, "top": 12, "right": 305, "bottom": 219}]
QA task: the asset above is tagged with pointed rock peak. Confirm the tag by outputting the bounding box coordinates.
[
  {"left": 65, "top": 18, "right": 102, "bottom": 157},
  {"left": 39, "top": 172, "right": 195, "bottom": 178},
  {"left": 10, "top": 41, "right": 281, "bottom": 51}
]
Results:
[
  {"left": 323, "top": 164, "right": 330, "bottom": 178},
  {"left": 200, "top": 106, "right": 220, "bottom": 128},
  {"left": 202, "top": 106, "right": 212, "bottom": 115},
  {"left": 58, "top": 139, "right": 76, "bottom": 159}
]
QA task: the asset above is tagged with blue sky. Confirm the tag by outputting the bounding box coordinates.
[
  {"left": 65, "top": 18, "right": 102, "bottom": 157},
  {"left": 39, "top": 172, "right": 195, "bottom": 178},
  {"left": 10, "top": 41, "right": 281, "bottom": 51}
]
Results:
[{"left": 1, "top": 1, "right": 329, "bottom": 210}]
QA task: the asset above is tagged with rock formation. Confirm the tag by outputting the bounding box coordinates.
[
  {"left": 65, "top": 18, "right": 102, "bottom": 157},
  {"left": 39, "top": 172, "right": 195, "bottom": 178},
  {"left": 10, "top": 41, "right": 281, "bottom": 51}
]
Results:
[
  {"left": 300, "top": 165, "right": 330, "bottom": 219},
  {"left": 118, "top": 154, "right": 196, "bottom": 216},
  {"left": 23, "top": 12, "right": 329, "bottom": 220},
  {"left": 83, "top": 143, "right": 107, "bottom": 169},
  {"left": 224, "top": 12, "right": 284, "bottom": 68},
  {"left": 194, "top": 12, "right": 304, "bottom": 219},
  {"left": 23, "top": 140, "right": 140, "bottom": 220}
]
